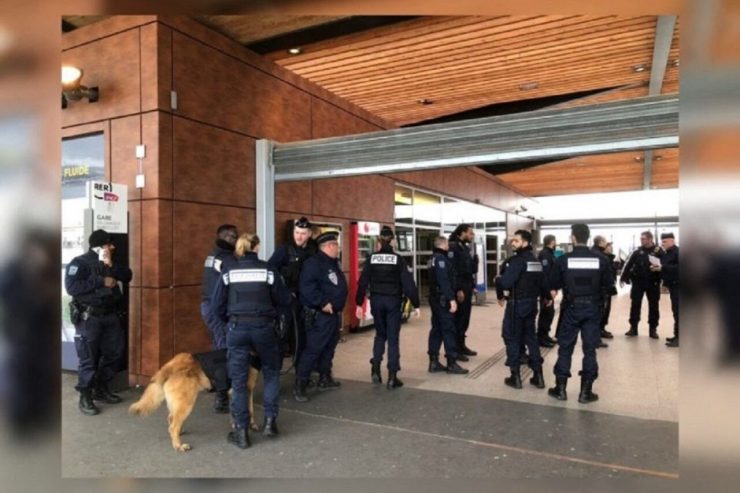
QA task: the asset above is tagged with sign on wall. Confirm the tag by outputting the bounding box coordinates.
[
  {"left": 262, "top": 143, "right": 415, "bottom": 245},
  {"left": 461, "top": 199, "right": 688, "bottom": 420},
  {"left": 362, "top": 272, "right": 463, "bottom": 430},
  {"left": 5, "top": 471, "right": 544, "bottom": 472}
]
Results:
[
  {"left": 87, "top": 181, "right": 128, "bottom": 233},
  {"left": 356, "top": 221, "right": 380, "bottom": 235}
]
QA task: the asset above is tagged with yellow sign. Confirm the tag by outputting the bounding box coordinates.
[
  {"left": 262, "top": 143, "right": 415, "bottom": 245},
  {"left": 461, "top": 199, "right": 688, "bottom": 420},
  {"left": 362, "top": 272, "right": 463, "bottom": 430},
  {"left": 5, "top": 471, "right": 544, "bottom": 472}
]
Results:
[{"left": 63, "top": 165, "right": 90, "bottom": 179}]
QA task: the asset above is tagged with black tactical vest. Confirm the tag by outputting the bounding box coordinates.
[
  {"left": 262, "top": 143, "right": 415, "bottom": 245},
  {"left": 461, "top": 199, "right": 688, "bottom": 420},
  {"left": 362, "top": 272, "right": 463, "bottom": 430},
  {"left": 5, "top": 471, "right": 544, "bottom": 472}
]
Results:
[
  {"left": 226, "top": 257, "right": 275, "bottom": 317},
  {"left": 280, "top": 242, "right": 316, "bottom": 292},
  {"left": 513, "top": 250, "right": 544, "bottom": 299},
  {"left": 73, "top": 252, "right": 119, "bottom": 308},
  {"left": 368, "top": 250, "right": 402, "bottom": 296},
  {"left": 563, "top": 251, "right": 602, "bottom": 300}
]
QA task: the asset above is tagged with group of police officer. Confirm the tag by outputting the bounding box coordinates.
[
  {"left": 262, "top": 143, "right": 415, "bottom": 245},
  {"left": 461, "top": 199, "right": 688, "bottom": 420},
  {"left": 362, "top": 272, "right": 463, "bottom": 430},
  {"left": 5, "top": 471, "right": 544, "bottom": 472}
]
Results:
[{"left": 66, "top": 218, "right": 678, "bottom": 448}]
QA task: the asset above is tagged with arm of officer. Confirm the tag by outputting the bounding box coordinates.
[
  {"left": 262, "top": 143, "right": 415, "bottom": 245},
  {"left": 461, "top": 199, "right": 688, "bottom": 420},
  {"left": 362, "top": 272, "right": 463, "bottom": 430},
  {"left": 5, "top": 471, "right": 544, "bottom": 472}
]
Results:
[
  {"left": 600, "top": 256, "right": 612, "bottom": 299},
  {"left": 620, "top": 251, "right": 636, "bottom": 285},
  {"left": 355, "top": 255, "right": 372, "bottom": 306},
  {"left": 65, "top": 260, "right": 103, "bottom": 296},
  {"left": 399, "top": 256, "right": 420, "bottom": 308},
  {"left": 496, "top": 256, "right": 524, "bottom": 290},
  {"left": 110, "top": 264, "right": 133, "bottom": 283},
  {"left": 270, "top": 269, "right": 293, "bottom": 308},
  {"left": 267, "top": 245, "right": 286, "bottom": 272},
  {"left": 436, "top": 258, "right": 456, "bottom": 302},
  {"left": 549, "top": 256, "right": 565, "bottom": 295},
  {"left": 208, "top": 270, "right": 229, "bottom": 323},
  {"left": 299, "top": 261, "right": 327, "bottom": 309}
]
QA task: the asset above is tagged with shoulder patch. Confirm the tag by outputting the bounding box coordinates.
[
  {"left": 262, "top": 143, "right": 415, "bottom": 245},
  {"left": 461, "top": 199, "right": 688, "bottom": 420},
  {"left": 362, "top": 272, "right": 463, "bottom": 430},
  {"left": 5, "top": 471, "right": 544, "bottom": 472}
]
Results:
[
  {"left": 542, "top": 259, "right": 549, "bottom": 266},
  {"left": 204, "top": 256, "right": 215, "bottom": 268},
  {"left": 438, "top": 259, "right": 445, "bottom": 268},
  {"left": 267, "top": 271, "right": 275, "bottom": 285},
  {"left": 213, "top": 258, "right": 223, "bottom": 273},
  {"left": 447, "top": 251, "right": 454, "bottom": 259},
  {"left": 67, "top": 264, "right": 78, "bottom": 276}
]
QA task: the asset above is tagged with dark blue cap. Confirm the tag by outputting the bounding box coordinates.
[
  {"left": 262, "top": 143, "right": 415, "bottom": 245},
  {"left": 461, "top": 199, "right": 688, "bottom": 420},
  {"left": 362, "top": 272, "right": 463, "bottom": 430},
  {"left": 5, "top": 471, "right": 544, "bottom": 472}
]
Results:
[{"left": 316, "top": 231, "right": 339, "bottom": 245}]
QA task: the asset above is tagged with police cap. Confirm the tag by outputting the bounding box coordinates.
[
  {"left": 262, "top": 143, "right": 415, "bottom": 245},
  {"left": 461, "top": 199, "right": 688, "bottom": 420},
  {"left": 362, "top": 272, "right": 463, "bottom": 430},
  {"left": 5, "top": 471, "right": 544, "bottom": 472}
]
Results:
[
  {"left": 660, "top": 232, "right": 675, "bottom": 240},
  {"left": 316, "top": 231, "right": 339, "bottom": 245},
  {"left": 89, "top": 229, "right": 113, "bottom": 248},
  {"left": 295, "top": 217, "right": 312, "bottom": 229},
  {"left": 380, "top": 225, "right": 394, "bottom": 239}
]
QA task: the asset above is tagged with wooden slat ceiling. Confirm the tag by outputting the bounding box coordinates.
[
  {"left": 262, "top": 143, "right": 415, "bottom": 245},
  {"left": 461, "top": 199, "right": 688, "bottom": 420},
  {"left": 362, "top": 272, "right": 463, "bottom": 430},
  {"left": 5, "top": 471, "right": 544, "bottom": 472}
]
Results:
[
  {"left": 496, "top": 148, "right": 679, "bottom": 197},
  {"left": 194, "top": 15, "right": 348, "bottom": 45},
  {"left": 267, "top": 15, "right": 680, "bottom": 126}
]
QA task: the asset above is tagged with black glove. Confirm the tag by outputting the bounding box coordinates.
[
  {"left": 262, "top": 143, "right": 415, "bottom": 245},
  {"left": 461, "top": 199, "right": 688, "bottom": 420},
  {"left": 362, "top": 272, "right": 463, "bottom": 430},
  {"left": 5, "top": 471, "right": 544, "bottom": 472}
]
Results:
[{"left": 275, "top": 314, "right": 288, "bottom": 341}]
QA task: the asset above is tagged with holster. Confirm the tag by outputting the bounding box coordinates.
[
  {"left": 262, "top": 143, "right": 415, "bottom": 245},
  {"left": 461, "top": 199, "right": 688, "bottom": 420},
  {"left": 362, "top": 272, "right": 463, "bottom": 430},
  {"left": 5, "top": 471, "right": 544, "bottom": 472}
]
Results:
[
  {"left": 303, "top": 307, "right": 318, "bottom": 331},
  {"left": 69, "top": 300, "right": 83, "bottom": 325},
  {"left": 275, "top": 313, "right": 288, "bottom": 341}
]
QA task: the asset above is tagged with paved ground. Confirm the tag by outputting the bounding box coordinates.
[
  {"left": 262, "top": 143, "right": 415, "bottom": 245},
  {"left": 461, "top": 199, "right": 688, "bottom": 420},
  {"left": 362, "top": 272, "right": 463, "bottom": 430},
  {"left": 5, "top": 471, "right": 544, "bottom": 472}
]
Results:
[{"left": 62, "top": 291, "right": 678, "bottom": 478}]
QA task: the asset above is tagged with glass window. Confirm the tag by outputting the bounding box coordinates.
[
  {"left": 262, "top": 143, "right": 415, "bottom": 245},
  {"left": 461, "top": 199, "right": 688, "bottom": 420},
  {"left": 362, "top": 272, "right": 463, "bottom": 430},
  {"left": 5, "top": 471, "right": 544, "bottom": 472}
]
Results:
[
  {"left": 413, "top": 190, "right": 441, "bottom": 228},
  {"left": 61, "top": 133, "right": 105, "bottom": 344},
  {"left": 394, "top": 185, "right": 413, "bottom": 224}
]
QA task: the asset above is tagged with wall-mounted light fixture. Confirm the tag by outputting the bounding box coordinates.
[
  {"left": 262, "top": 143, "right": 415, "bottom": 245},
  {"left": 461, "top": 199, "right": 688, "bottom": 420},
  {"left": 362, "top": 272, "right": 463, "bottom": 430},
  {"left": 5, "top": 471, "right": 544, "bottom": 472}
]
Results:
[
  {"left": 62, "top": 65, "right": 99, "bottom": 109},
  {"left": 288, "top": 47, "right": 302, "bottom": 55}
]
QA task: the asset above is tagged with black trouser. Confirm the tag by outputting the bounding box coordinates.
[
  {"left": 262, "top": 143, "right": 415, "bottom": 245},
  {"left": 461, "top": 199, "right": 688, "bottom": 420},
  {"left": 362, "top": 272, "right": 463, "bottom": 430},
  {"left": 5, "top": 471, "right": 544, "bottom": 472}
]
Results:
[
  {"left": 428, "top": 298, "right": 458, "bottom": 360},
  {"left": 668, "top": 284, "right": 679, "bottom": 338},
  {"left": 370, "top": 294, "right": 403, "bottom": 371},
  {"left": 600, "top": 296, "right": 613, "bottom": 330},
  {"left": 554, "top": 302, "right": 601, "bottom": 380},
  {"left": 629, "top": 281, "right": 661, "bottom": 329},
  {"left": 537, "top": 299, "right": 555, "bottom": 339},
  {"left": 454, "top": 285, "right": 473, "bottom": 347},
  {"left": 74, "top": 313, "right": 124, "bottom": 391},
  {"left": 503, "top": 298, "right": 542, "bottom": 370}
]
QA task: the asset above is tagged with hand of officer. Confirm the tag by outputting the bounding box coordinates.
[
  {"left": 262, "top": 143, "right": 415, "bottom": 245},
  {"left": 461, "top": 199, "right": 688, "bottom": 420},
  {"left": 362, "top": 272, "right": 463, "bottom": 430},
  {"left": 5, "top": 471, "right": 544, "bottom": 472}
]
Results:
[
  {"left": 545, "top": 299, "right": 554, "bottom": 307},
  {"left": 413, "top": 308, "right": 421, "bottom": 319},
  {"left": 650, "top": 264, "right": 662, "bottom": 272},
  {"left": 456, "top": 290, "right": 465, "bottom": 303},
  {"left": 101, "top": 247, "right": 113, "bottom": 266},
  {"left": 322, "top": 302, "right": 334, "bottom": 314},
  {"left": 355, "top": 306, "right": 363, "bottom": 320},
  {"left": 449, "top": 300, "right": 458, "bottom": 314},
  {"left": 103, "top": 276, "right": 117, "bottom": 288},
  {"left": 550, "top": 290, "right": 557, "bottom": 300},
  {"left": 619, "top": 280, "right": 625, "bottom": 288},
  {"left": 497, "top": 298, "right": 505, "bottom": 307}
]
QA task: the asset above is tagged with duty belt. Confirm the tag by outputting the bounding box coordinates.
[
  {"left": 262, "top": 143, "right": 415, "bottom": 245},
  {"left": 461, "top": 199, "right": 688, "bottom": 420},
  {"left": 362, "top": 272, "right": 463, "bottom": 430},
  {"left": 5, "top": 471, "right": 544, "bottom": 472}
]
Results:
[
  {"left": 84, "top": 306, "right": 116, "bottom": 317},
  {"left": 567, "top": 296, "right": 600, "bottom": 305},
  {"left": 229, "top": 314, "right": 274, "bottom": 325}
]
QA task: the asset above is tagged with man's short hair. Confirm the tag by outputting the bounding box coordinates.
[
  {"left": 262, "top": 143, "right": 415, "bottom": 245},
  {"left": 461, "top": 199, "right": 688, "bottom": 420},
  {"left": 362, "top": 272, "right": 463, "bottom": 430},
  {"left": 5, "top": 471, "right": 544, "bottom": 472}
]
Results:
[
  {"left": 641, "top": 230, "right": 653, "bottom": 240},
  {"left": 514, "top": 229, "right": 532, "bottom": 244},
  {"left": 433, "top": 236, "right": 448, "bottom": 249},
  {"left": 571, "top": 223, "right": 590, "bottom": 244},
  {"left": 593, "top": 235, "right": 606, "bottom": 247},
  {"left": 543, "top": 234, "right": 556, "bottom": 247},
  {"left": 217, "top": 224, "right": 237, "bottom": 236}
]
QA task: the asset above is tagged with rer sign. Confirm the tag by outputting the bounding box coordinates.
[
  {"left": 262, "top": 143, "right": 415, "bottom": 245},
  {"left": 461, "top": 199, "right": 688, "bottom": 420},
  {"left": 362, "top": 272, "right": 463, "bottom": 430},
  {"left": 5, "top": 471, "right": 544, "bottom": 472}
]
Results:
[{"left": 87, "top": 181, "right": 128, "bottom": 233}]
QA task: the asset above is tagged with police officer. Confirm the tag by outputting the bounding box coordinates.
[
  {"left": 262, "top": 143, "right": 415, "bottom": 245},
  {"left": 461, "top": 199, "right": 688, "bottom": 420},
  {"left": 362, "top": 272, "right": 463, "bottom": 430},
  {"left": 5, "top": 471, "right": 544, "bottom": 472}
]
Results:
[
  {"left": 601, "top": 242, "right": 619, "bottom": 337},
  {"left": 548, "top": 224, "right": 611, "bottom": 404},
  {"left": 65, "top": 229, "right": 132, "bottom": 415},
  {"left": 355, "top": 226, "right": 420, "bottom": 389},
  {"left": 620, "top": 230, "right": 664, "bottom": 338},
  {"left": 536, "top": 235, "right": 558, "bottom": 348},
  {"left": 427, "top": 236, "right": 468, "bottom": 375},
  {"left": 652, "top": 232, "right": 679, "bottom": 347},
  {"left": 590, "top": 235, "right": 612, "bottom": 348},
  {"left": 268, "top": 217, "right": 317, "bottom": 366},
  {"left": 200, "top": 224, "right": 238, "bottom": 413},
  {"left": 293, "top": 231, "right": 348, "bottom": 402},
  {"left": 448, "top": 224, "right": 478, "bottom": 358},
  {"left": 495, "top": 230, "right": 550, "bottom": 389},
  {"left": 209, "top": 233, "right": 292, "bottom": 449}
]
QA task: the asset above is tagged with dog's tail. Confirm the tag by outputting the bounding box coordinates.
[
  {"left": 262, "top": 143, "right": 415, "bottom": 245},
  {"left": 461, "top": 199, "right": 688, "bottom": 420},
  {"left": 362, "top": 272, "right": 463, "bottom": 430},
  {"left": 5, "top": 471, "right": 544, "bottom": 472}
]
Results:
[{"left": 128, "top": 353, "right": 189, "bottom": 417}]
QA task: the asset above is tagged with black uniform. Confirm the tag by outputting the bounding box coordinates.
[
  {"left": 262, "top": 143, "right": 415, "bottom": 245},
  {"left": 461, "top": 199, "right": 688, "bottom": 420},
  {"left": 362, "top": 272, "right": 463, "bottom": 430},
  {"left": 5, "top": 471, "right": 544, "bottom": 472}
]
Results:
[
  {"left": 356, "top": 244, "right": 420, "bottom": 372},
  {"left": 549, "top": 246, "right": 611, "bottom": 382},
  {"left": 536, "top": 246, "right": 556, "bottom": 341},
  {"left": 620, "top": 244, "right": 664, "bottom": 333},
  {"left": 209, "top": 252, "right": 291, "bottom": 431},
  {"left": 297, "top": 250, "right": 348, "bottom": 383},
  {"left": 448, "top": 234, "right": 477, "bottom": 348},
  {"left": 427, "top": 248, "right": 460, "bottom": 363},
  {"left": 660, "top": 244, "right": 679, "bottom": 340},
  {"left": 601, "top": 251, "right": 618, "bottom": 331},
  {"left": 65, "top": 249, "right": 132, "bottom": 393},
  {"left": 200, "top": 239, "right": 236, "bottom": 350},
  {"left": 268, "top": 239, "right": 317, "bottom": 360},
  {"left": 495, "top": 247, "right": 548, "bottom": 370}
]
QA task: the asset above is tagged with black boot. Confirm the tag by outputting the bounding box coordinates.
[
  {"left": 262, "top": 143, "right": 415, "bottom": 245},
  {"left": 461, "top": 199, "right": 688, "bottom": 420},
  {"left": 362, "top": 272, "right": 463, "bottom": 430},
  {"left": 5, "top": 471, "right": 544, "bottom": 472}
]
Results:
[
  {"left": 625, "top": 327, "right": 638, "bottom": 337},
  {"left": 649, "top": 326, "right": 659, "bottom": 339},
  {"left": 578, "top": 378, "right": 599, "bottom": 404},
  {"left": 263, "top": 416, "right": 279, "bottom": 437},
  {"left": 227, "top": 427, "right": 250, "bottom": 449},
  {"left": 213, "top": 389, "right": 229, "bottom": 413},
  {"left": 597, "top": 339, "right": 609, "bottom": 348},
  {"left": 666, "top": 337, "right": 679, "bottom": 347},
  {"left": 428, "top": 356, "right": 447, "bottom": 373},
  {"left": 318, "top": 374, "right": 341, "bottom": 391},
  {"left": 504, "top": 368, "right": 522, "bottom": 389},
  {"left": 456, "top": 353, "right": 469, "bottom": 362},
  {"left": 600, "top": 329, "right": 614, "bottom": 339},
  {"left": 370, "top": 359, "right": 382, "bottom": 384},
  {"left": 461, "top": 344, "right": 478, "bottom": 356},
  {"left": 538, "top": 337, "right": 555, "bottom": 348},
  {"left": 548, "top": 376, "right": 568, "bottom": 401},
  {"left": 293, "top": 379, "right": 309, "bottom": 402},
  {"left": 387, "top": 371, "right": 404, "bottom": 390},
  {"left": 79, "top": 389, "right": 100, "bottom": 416},
  {"left": 445, "top": 358, "right": 469, "bottom": 375},
  {"left": 529, "top": 368, "right": 545, "bottom": 389},
  {"left": 92, "top": 382, "right": 122, "bottom": 404}
]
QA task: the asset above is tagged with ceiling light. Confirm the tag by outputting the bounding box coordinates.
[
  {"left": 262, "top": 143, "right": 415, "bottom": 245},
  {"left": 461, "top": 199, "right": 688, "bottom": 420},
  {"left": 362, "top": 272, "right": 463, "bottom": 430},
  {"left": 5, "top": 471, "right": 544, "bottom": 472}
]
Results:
[
  {"left": 654, "top": 155, "right": 663, "bottom": 161},
  {"left": 288, "top": 47, "right": 302, "bottom": 55},
  {"left": 417, "top": 98, "right": 433, "bottom": 105},
  {"left": 634, "top": 156, "right": 643, "bottom": 162},
  {"left": 519, "top": 81, "right": 539, "bottom": 90},
  {"left": 672, "top": 59, "right": 679, "bottom": 67},
  {"left": 632, "top": 64, "right": 646, "bottom": 73}
]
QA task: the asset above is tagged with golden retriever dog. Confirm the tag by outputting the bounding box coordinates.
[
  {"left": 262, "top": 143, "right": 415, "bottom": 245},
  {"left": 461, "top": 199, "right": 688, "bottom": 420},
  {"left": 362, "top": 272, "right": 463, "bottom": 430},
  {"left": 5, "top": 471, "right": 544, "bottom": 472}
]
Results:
[{"left": 129, "top": 352, "right": 261, "bottom": 452}]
